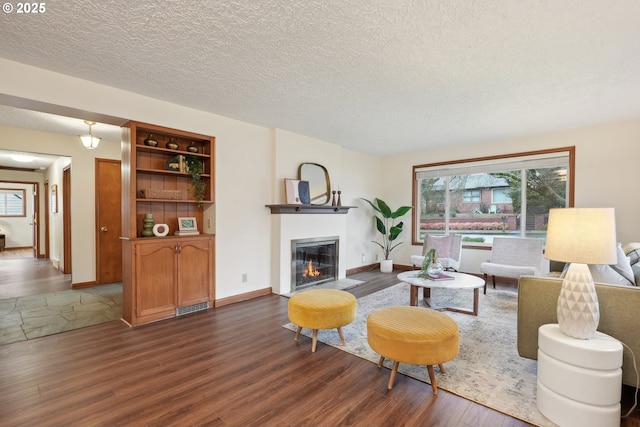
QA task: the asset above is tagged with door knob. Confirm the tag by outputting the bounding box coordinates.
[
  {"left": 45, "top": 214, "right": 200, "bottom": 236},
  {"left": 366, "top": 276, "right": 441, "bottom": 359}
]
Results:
[{"left": 100, "top": 227, "right": 108, "bottom": 232}]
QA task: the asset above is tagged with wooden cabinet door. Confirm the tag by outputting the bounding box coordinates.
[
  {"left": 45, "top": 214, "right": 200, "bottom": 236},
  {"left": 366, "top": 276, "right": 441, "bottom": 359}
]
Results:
[
  {"left": 177, "top": 238, "right": 213, "bottom": 308},
  {"left": 135, "top": 240, "right": 177, "bottom": 319}
]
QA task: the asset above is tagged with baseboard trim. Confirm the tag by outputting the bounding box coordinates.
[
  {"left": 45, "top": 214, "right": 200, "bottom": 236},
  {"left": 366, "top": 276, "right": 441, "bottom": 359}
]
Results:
[
  {"left": 346, "top": 264, "right": 379, "bottom": 275},
  {"left": 72, "top": 281, "right": 98, "bottom": 289},
  {"left": 215, "top": 287, "right": 272, "bottom": 307},
  {"left": 346, "top": 263, "right": 415, "bottom": 275}
]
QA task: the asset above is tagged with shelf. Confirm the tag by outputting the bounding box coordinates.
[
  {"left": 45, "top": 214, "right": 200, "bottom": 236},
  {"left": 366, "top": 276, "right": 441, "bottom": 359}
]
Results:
[
  {"left": 265, "top": 204, "right": 356, "bottom": 214},
  {"left": 136, "top": 144, "right": 211, "bottom": 158},
  {"left": 137, "top": 198, "right": 213, "bottom": 204},
  {"left": 136, "top": 167, "right": 211, "bottom": 178}
]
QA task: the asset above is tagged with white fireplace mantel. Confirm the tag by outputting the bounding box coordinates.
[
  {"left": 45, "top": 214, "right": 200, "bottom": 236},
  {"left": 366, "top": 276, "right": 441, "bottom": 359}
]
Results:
[{"left": 265, "top": 204, "right": 356, "bottom": 214}]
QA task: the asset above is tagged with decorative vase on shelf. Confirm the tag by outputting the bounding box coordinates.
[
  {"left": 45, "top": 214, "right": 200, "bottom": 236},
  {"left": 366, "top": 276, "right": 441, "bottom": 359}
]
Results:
[
  {"left": 142, "top": 213, "right": 155, "bottom": 237},
  {"left": 187, "top": 141, "right": 199, "bottom": 153},
  {"left": 166, "top": 137, "right": 179, "bottom": 150},
  {"left": 143, "top": 134, "right": 158, "bottom": 147}
]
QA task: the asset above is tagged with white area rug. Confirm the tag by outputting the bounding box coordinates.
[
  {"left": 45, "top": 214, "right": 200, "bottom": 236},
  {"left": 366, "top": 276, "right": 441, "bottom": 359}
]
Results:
[{"left": 283, "top": 282, "right": 556, "bottom": 427}]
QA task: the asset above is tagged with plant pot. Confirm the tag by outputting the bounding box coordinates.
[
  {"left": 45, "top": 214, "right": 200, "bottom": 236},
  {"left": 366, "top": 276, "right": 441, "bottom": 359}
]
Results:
[{"left": 380, "top": 259, "right": 393, "bottom": 273}]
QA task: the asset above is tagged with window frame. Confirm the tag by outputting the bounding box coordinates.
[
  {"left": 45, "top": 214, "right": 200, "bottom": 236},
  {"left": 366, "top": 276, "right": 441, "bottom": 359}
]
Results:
[
  {"left": 411, "top": 147, "right": 575, "bottom": 246},
  {"left": 0, "top": 188, "right": 27, "bottom": 217},
  {"left": 462, "top": 189, "right": 481, "bottom": 203}
]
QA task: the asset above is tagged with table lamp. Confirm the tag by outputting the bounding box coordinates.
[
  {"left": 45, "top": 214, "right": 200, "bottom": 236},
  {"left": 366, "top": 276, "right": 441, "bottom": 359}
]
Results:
[{"left": 545, "top": 208, "right": 617, "bottom": 339}]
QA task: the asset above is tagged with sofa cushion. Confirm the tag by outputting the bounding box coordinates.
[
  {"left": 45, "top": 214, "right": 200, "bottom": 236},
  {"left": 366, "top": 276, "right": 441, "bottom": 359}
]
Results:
[{"left": 560, "top": 243, "right": 635, "bottom": 286}]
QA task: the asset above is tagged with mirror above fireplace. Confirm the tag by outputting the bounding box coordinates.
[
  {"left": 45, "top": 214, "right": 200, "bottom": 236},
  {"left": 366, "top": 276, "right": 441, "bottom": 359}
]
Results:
[{"left": 298, "top": 163, "right": 331, "bottom": 205}]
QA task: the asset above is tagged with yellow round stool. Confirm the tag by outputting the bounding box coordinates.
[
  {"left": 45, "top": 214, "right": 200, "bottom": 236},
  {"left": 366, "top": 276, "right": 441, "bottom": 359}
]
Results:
[
  {"left": 367, "top": 306, "right": 459, "bottom": 393},
  {"left": 288, "top": 289, "right": 357, "bottom": 352}
]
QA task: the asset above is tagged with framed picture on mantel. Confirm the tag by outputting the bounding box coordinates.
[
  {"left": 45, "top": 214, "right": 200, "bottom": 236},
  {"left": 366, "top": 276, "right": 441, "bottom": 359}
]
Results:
[{"left": 284, "top": 179, "right": 310, "bottom": 204}]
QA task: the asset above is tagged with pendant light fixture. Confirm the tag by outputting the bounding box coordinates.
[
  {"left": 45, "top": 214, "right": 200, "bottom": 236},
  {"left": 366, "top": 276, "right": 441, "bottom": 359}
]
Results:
[{"left": 80, "top": 120, "right": 101, "bottom": 149}]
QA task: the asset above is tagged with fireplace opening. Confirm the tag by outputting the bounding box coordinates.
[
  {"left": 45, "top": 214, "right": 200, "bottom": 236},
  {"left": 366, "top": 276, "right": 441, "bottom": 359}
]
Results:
[{"left": 291, "top": 236, "right": 339, "bottom": 290}]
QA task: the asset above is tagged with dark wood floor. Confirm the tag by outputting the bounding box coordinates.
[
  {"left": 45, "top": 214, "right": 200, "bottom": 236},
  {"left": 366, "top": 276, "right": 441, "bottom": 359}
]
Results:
[{"left": 0, "top": 266, "right": 638, "bottom": 426}]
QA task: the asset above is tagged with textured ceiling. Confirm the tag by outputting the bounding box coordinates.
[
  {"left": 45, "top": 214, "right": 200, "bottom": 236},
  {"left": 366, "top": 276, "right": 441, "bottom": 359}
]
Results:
[{"left": 0, "top": 0, "right": 639, "bottom": 156}]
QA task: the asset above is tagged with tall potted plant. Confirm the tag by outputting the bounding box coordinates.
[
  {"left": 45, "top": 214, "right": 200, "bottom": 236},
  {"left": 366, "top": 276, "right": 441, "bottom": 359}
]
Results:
[{"left": 360, "top": 198, "right": 413, "bottom": 273}]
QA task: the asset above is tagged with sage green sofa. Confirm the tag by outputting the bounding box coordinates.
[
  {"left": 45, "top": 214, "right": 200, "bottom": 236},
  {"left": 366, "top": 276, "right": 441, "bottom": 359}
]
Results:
[{"left": 517, "top": 276, "right": 640, "bottom": 386}]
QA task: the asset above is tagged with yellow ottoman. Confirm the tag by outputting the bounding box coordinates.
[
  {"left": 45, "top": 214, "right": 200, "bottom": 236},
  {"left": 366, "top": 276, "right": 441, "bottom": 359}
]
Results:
[
  {"left": 288, "top": 289, "right": 357, "bottom": 352},
  {"left": 367, "top": 306, "right": 459, "bottom": 394}
]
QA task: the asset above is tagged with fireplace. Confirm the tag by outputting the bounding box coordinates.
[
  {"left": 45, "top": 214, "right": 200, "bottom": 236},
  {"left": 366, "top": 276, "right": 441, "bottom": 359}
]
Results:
[{"left": 291, "top": 236, "right": 339, "bottom": 290}]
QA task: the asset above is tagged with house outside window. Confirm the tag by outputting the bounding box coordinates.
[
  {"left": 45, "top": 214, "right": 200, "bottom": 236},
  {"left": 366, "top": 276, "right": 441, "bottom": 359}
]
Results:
[
  {"left": 0, "top": 189, "right": 26, "bottom": 217},
  {"left": 412, "top": 148, "right": 574, "bottom": 245}
]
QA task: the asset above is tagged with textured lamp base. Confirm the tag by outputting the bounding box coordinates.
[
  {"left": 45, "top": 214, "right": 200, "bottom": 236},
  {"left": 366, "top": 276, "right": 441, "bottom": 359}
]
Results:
[{"left": 557, "top": 263, "right": 599, "bottom": 339}]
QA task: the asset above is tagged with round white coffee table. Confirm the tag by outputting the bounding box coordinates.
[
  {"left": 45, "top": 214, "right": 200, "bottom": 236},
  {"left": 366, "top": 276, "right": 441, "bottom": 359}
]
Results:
[{"left": 396, "top": 271, "right": 485, "bottom": 316}]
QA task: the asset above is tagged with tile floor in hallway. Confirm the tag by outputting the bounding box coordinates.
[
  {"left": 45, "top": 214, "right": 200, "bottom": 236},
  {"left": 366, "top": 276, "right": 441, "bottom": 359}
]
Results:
[{"left": 0, "top": 283, "right": 122, "bottom": 346}]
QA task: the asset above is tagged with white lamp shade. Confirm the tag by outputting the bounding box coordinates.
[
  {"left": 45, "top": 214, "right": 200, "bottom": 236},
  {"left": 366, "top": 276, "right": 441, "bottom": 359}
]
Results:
[
  {"left": 80, "top": 135, "right": 100, "bottom": 149},
  {"left": 545, "top": 208, "right": 617, "bottom": 265}
]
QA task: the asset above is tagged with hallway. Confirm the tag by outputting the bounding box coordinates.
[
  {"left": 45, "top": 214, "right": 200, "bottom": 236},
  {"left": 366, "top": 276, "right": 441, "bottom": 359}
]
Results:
[
  {"left": 0, "top": 251, "right": 122, "bottom": 346},
  {"left": 0, "top": 250, "right": 71, "bottom": 299}
]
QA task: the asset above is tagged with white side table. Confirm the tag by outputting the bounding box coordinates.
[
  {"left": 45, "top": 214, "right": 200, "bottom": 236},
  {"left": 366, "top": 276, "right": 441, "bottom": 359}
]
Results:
[{"left": 537, "top": 324, "right": 623, "bottom": 427}]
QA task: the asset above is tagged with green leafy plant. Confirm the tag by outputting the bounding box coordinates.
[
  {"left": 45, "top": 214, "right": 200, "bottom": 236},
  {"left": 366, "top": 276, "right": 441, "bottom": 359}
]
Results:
[
  {"left": 360, "top": 198, "right": 413, "bottom": 260},
  {"left": 184, "top": 155, "right": 205, "bottom": 206}
]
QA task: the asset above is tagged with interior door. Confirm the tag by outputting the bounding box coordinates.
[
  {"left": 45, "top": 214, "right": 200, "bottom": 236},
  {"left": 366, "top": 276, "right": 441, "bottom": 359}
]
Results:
[
  {"left": 63, "top": 167, "right": 71, "bottom": 274},
  {"left": 96, "top": 159, "right": 122, "bottom": 284},
  {"left": 32, "top": 183, "right": 39, "bottom": 258}
]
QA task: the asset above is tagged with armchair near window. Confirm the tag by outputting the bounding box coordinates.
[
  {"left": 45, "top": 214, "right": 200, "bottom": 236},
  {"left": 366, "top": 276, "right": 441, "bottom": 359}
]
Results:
[
  {"left": 480, "top": 237, "right": 543, "bottom": 294},
  {"left": 410, "top": 234, "right": 462, "bottom": 272}
]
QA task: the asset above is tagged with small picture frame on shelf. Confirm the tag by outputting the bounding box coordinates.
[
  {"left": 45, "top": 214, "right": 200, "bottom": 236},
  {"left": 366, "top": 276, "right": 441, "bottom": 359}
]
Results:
[{"left": 175, "top": 217, "right": 199, "bottom": 236}]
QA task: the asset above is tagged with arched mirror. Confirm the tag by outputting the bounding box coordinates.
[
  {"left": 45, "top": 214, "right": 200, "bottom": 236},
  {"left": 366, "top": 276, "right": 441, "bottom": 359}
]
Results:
[{"left": 298, "top": 163, "right": 331, "bottom": 205}]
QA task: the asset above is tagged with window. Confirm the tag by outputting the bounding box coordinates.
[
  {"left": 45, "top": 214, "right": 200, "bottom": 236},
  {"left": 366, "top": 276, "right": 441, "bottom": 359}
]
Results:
[
  {"left": 412, "top": 147, "right": 574, "bottom": 244},
  {"left": 463, "top": 190, "right": 481, "bottom": 202},
  {"left": 492, "top": 188, "right": 512, "bottom": 203},
  {"left": 0, "top": 189, "right": 26, "bottom": 217}
]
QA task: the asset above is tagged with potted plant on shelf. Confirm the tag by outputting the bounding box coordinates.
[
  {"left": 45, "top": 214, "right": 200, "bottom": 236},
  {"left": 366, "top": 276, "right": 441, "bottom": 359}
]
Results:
[
  {"left": 184, "top": 155, "right": 206, "bottom": 207},
  {"left": 360, "top": 197, "right": 413, "bottom": 273}
]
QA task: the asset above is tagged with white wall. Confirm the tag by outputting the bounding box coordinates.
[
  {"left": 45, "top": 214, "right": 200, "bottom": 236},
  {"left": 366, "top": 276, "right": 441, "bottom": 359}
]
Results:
[
  {"left": 384, "top": 119, "right": 640, "bottom": 271},
  {"left": 44, "top": 156, "right": 71, "bottom": 268}
]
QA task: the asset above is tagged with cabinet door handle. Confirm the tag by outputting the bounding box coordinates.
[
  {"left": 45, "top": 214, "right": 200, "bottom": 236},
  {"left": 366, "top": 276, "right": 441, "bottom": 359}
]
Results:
[
  {"left": 175, "top": 244, "right": 179, "bottom": 254},
  {"left": 178, "top": 244, "right": 182, "bottom": 254},
  {"left": 101, "top": 227, "right": 108, "bottom": 233}
]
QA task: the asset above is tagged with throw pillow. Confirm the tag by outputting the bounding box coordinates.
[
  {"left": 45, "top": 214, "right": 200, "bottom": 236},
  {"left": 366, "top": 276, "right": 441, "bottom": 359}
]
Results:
[
  {"left": 624, "top": 242, "right": 640, "bottom": 266},
  {"left": 559, "top": 243, "right": 635, "bottom": 286},
  {"left": 611, "top": 243, "right": 636, "bottom": 285}
]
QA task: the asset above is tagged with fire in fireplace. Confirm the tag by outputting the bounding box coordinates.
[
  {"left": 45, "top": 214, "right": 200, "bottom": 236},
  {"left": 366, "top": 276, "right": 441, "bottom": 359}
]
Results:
[{"left": 291, "top": 236, "right": 339, "bottom": 290}]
